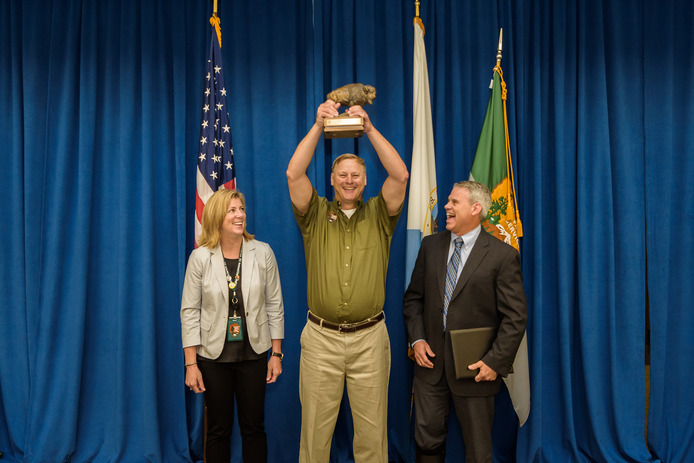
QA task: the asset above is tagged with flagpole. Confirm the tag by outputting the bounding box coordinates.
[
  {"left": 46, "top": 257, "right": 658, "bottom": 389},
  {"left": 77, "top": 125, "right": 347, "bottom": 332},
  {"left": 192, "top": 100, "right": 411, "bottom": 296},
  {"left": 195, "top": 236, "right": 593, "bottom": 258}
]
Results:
[
  {"left": 409, "top": 0, "right": 439, "bottom": 430},
  {"left": 195, "top": 0, "right": 237, "bottom": 245},
  {"left": 496, "top": 28, "right": 503, "bottom": 66},
  {"left": 213, "top": 0, "right": 218, "bottom": 15}
]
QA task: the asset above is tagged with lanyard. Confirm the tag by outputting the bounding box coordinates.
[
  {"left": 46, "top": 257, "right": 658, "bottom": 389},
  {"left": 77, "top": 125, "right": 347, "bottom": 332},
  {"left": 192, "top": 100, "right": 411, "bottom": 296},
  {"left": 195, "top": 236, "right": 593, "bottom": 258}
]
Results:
[{"left": 223, "top": 242, "right": 242, "bottom": 316}]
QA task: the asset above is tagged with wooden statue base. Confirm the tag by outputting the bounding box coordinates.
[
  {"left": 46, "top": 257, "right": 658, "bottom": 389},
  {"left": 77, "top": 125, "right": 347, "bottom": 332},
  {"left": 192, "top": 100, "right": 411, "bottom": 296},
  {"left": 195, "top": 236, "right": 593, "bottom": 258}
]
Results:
[{"left": 324, "top": 116, "right": 364, "bottom": 138}]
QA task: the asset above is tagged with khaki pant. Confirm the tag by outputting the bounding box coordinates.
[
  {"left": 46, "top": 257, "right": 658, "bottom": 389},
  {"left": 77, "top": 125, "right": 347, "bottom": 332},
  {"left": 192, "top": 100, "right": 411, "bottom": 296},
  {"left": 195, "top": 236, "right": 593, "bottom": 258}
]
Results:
[{"left": 298, "top": 317, "right": 391, "bottom": 462}]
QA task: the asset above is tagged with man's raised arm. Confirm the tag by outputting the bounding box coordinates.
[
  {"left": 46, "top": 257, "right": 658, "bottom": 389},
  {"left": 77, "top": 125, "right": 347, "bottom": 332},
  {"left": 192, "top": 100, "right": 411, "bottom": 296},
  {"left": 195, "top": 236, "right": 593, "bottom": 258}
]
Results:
[
  {"left": 346, "top": 106, "right": 409, "bottom": 215},
  {"left": 287, "top": 100, "right": 341, "bottom": 215}
]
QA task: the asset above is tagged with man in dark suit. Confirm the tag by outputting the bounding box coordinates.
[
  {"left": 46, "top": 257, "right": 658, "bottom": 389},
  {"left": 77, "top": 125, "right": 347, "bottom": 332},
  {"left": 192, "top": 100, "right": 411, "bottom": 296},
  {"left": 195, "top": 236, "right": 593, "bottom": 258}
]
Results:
[{"left": 403, "top": 181, "right": 528, "bottom": 463}]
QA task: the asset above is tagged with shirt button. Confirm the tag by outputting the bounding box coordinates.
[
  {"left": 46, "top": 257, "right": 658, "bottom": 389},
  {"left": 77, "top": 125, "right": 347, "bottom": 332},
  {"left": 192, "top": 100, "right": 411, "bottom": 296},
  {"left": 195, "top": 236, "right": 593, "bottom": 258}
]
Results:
[
  {"left": 344, "top": 282, "right": 349, "bottom": 286},
  {"left": 345, "top": 263, "right": 349, "bottom": 267},
  {"left": 346, "top": 245, "right": 350, "bottom": 250},
  {"left": 346, "top": 228, "right": 350, "bottom": 232}
]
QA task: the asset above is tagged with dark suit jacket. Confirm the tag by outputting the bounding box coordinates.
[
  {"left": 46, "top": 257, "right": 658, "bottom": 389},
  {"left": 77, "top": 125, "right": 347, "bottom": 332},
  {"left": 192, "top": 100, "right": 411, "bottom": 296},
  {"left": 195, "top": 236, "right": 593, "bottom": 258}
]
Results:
[{"left": 403, "top": 228, "right": 527, "bottom": 396}]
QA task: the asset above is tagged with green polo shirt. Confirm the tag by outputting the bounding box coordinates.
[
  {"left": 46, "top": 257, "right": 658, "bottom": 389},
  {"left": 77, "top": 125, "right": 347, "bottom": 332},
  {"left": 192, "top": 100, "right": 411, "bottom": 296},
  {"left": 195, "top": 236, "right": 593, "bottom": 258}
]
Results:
[{"left": 293, "top": 188, "right": 402, "bottom": 323}]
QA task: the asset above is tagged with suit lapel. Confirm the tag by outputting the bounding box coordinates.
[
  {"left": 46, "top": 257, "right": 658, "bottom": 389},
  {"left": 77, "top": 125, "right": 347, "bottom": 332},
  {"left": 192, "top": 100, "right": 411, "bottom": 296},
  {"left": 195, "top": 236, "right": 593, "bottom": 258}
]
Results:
[
  {"left": 241, "top": 239, "right": 256, "bottom": 309},
  {"left": 210, "top": 245, "right": 229, "bottom": 305},
  {"left": 450, "top": 229, "right": 489, "bottom": 302}
]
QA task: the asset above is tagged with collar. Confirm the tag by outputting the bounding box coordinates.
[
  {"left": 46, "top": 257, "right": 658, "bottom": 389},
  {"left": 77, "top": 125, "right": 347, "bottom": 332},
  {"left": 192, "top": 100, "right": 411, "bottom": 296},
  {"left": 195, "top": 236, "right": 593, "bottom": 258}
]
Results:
[
  {"left": 334, "top": 198, "right": 364, "bottom": 210},
  {"left": 450, "top": 225, "right": 482, "bottom": 251}
]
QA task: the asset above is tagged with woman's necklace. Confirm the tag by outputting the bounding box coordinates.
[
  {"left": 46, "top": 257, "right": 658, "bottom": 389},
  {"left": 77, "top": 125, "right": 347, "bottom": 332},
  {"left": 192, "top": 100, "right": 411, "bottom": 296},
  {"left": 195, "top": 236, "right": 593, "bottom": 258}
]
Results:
[{"left": 223, "top": 242, "right": 242, "bottom": 303}]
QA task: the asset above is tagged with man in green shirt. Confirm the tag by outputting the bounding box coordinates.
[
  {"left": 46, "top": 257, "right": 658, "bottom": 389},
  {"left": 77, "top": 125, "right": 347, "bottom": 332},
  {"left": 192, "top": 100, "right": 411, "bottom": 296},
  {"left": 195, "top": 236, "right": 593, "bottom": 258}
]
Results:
[{"left": 287, "top": 100, "right": 409, "bottom": 462}]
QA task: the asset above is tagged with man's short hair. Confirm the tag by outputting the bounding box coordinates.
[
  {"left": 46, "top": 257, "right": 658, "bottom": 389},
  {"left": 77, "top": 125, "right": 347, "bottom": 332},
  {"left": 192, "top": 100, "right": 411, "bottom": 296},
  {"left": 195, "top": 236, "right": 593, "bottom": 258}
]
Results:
[
  {"left": 453, "top": 180, "right": 492, "bottom": 219},
  {"left": 331, "top": 153, "right": 366, "bottom": 173}
]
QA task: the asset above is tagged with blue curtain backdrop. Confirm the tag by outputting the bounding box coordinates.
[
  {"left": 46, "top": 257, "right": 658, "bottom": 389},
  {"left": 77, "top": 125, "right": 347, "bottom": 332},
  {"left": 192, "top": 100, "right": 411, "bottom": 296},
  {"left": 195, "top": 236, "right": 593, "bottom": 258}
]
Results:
[
  {"left": 643, "top": 1, "right": 694, "bottom": 462},
  {"left": 1, "top": 1, "right": 691, "bottom": 462}
]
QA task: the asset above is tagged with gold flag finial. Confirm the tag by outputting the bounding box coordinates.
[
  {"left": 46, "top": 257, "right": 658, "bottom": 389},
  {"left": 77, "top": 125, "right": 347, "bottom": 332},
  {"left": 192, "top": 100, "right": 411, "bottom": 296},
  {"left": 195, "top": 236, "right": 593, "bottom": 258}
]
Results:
[
  {"left": 413, "top": 0, "right": 424, "bottom": 33},
  {"left": 496, "top": 28, "right": 503, "bottom": 65}
]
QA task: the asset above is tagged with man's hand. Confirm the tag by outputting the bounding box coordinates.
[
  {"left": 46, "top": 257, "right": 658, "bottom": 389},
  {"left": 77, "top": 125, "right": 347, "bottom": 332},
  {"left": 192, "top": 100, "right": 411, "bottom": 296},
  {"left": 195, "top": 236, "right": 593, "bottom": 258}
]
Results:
[
  {"left": 468, "top": 360, "right": 498, "bottom": 382},
  {"left": 316, "top": 100, "right": 341, "bottom": 127},
  {"left": 413, "top": 341, "right": 436, "bottom": 369},
  {"left": 346, "top": 105, "right": 373, "bottom": 133}
]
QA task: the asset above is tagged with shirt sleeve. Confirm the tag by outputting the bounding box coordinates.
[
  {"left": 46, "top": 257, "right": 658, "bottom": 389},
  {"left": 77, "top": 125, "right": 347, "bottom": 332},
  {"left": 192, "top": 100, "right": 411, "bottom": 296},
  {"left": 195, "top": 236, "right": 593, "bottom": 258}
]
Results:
[
  {"left": 374, "top": 191, "right": 402, "bottom": 237},
  {"left": 292, "top": 187, "right": 321, "bottom": 236}
]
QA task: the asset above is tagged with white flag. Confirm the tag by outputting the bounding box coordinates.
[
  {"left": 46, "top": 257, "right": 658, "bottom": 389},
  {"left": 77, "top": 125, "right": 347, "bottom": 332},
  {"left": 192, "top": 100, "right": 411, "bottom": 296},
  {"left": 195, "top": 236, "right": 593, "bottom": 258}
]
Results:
[
  {"left": 405, "top": 18, "right": 438, "bottom": 285},
  {"left": 504, "top": 332, "right": 530, "bottom": 426}
]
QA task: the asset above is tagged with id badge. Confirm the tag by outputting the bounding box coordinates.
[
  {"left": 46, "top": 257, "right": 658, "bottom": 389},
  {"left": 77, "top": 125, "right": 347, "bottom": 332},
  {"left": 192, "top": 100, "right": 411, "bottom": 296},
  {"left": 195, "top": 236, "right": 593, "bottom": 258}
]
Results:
[{"left": 227, "top": 316, "right": 244, "bottom": 342}]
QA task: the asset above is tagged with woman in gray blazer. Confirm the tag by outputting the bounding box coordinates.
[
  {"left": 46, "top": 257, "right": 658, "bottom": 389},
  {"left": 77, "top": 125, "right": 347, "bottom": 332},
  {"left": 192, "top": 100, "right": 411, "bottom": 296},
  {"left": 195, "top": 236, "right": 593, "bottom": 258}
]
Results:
[{"left": 181, "top": 189, "right": 284, "bottom": 463}]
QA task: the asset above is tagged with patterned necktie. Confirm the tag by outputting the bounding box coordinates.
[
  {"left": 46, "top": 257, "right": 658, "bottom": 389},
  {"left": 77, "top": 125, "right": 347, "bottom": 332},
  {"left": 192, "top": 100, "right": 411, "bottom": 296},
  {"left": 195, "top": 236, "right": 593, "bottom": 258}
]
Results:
[{"left": 443, "top": 237, "right": 464, "bottom": 330}]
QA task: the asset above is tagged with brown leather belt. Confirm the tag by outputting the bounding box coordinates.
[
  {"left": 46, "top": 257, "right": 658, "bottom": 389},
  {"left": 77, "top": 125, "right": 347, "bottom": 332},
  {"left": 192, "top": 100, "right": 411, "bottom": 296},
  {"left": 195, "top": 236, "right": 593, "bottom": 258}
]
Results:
[{"left": 307, "top": 311, "right": 384, "bottom": 333}]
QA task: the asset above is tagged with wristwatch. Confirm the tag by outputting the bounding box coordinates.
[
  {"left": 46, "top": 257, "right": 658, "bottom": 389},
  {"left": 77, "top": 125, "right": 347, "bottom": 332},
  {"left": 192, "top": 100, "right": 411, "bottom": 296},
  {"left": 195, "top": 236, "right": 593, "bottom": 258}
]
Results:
[{"left": 271, "top": 351, "right": 284, "bottom": 361}]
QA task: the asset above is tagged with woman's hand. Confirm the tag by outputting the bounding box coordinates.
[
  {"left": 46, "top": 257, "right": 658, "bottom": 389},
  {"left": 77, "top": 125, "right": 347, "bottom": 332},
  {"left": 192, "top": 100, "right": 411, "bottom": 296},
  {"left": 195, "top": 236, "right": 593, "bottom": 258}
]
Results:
[
  {"left": 266, "top": 356, "right": 283, "bottom": 384},
  {"left": 185, "top": 364, "right": 206, "bottom": 393}
]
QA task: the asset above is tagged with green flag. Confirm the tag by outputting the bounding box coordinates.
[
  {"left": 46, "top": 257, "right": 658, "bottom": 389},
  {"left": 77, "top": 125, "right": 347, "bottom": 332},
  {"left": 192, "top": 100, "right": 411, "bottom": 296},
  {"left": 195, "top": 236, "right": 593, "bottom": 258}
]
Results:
[{"left": 470, "top": 66, "right": 523, "bottom": 250}]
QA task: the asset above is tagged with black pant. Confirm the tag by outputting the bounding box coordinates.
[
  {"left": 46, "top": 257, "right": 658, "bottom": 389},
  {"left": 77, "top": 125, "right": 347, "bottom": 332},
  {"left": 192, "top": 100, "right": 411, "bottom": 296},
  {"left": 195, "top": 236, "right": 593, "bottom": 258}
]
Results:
[
  {"left": 413, "top": 374, "right": 495, "bottom": 463},
  {"left": 198, "top": 357, "right": 267, "bottom": 463}
]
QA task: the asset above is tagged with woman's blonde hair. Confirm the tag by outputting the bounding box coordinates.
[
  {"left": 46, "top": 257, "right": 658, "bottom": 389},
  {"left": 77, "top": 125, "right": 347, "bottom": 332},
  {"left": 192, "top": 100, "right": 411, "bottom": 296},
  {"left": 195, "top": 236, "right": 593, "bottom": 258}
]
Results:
[{"left": 197, "top": 189, "right": 254, "bottom": 248}]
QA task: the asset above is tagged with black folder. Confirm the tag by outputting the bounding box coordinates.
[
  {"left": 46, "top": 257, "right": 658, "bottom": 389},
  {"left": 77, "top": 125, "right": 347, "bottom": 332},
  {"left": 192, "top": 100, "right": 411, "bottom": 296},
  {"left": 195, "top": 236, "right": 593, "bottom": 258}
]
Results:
[{"left": 449, "top": 327, "right": 496, "bottom": 379}]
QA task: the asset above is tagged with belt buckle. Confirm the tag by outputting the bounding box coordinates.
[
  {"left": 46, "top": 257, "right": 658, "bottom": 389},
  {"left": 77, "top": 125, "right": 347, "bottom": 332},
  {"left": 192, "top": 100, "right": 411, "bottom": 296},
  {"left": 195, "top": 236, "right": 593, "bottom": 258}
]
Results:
[{"left": 338, "top": 322, "right": 357, "bottom": 333}]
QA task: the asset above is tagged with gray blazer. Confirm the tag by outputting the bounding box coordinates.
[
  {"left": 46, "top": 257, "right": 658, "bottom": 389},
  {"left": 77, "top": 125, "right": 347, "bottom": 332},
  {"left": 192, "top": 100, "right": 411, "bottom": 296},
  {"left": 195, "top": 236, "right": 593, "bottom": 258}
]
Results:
[{"left": 180, "top": 239, "right": 284, "bottom": 359}]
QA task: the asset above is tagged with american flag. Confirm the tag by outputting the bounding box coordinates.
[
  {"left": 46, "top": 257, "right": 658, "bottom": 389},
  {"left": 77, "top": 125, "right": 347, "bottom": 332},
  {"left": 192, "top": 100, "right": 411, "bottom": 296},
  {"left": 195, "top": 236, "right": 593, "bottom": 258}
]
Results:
[{"left": 195, "top": 18, "right": 236, "bottom": 245}]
